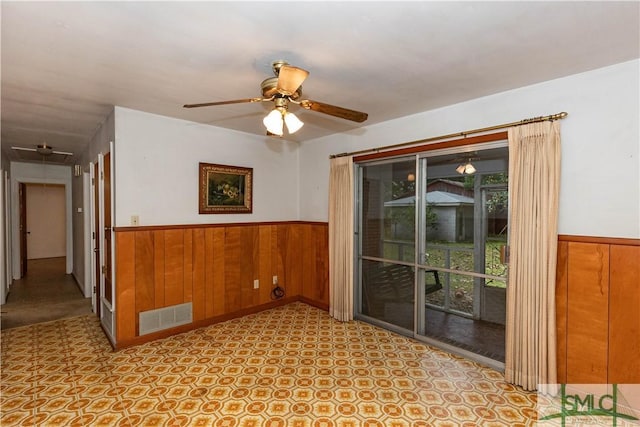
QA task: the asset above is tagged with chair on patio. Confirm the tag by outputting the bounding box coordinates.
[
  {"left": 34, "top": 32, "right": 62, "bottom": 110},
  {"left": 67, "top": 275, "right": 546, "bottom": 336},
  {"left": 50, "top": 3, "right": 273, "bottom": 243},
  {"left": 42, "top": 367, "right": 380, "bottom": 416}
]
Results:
[{"left": 362, "top": 263, "right": 442, "bottom": 319}]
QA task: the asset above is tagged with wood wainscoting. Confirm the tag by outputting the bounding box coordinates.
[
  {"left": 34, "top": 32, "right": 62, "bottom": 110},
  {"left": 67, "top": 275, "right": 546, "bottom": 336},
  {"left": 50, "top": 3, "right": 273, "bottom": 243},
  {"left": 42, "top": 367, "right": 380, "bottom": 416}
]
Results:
[
  {"left": 556, "top": 235, "right": 640, "bottom": 384},
  {"left": 114, "top": 221, "right": 328, "bottom": 348}
]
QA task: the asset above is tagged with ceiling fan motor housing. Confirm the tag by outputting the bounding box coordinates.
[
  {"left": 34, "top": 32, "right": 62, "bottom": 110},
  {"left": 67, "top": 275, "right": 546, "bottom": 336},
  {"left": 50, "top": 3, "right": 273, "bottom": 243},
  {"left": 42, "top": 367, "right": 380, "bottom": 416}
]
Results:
[
  {"left": 36, "top": 143, "right": 53, "bottom": 155},
  {"left": 261, "top": 77, "right": 302, "bottom": 100}
]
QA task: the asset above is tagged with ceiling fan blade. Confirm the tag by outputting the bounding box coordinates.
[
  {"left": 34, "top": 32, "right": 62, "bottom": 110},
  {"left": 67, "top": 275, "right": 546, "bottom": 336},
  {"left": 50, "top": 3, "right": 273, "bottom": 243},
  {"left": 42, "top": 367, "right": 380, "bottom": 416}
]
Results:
[
  {"left": 277, "top": 65, "right": 309, "bottom": 96},
  {"left": 299, "top": 100, "right": 368, "bottom": 123},
  {"left": 183, "top": 98, "right": 263, "bottom": 108},
  {"left": 11, "top": 146, "right": 73, "bottom": 156},
  {"left": 11, "top": 146, "right": 36, "bottom": 152}
]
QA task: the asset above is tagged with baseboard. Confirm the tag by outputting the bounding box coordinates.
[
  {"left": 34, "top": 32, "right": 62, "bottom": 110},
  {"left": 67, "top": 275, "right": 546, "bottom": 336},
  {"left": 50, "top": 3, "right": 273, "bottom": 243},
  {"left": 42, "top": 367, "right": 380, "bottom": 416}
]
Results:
[
  {"left": 114, "top": 296, "right": 299, "bottom": 350},
  {"left": 71, "top": 272, "right": 87, "bottom": 297},
  {"left": 299, "top": 296, "right": 329, "bottom": 312}
]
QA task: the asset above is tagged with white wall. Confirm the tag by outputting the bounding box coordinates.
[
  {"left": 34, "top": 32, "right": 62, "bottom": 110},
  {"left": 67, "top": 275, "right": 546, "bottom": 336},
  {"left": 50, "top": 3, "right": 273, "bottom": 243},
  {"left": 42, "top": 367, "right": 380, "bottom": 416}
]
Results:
[
  {"left": 79, "top": 108, "right": 115, "bottom": 167},
  {"left": 72, "top": 108, "right": 115, "bottom": 299},
  {"left": 299, "top": 59, "right": 640, "bottom": 239},
  {"left": 10, "top": 161, "right": 73, "bottom": 278},
  {"left": 71, "top": 168, "right": 87, "bottom": 295},
  {"left": 114, "top": 107, "right": 299, "bottom": 227}
]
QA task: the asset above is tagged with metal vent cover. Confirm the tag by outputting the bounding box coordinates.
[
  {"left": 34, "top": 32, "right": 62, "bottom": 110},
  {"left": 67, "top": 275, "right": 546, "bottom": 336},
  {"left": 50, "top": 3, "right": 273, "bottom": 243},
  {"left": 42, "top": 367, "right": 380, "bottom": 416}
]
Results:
[{"left": 139, "top": 302, "right": 193, "bottom": 336}]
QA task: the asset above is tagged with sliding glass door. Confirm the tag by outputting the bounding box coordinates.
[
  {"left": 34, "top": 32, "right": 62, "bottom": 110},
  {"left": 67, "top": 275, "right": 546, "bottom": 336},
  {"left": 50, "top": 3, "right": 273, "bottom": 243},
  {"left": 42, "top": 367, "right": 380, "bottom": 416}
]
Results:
[
  {"left": 357, "top": 158, "right": 416, "bottom": 332},
  {"left": 356, "top": 144, "right": 509, "bottom": 363}
]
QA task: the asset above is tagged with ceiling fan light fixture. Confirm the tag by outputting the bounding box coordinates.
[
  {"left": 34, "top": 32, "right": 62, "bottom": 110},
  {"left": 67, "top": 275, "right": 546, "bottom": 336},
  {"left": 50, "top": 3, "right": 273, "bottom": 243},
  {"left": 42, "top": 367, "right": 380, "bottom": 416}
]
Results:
[
  {"left": 263, "top": 108, "right": 284, "bottom": 136},
  {"left": 456, "top": 160, "right": 476, "bottom": 175},
  {"left": 36, "top": 143, "right": 54, "bottom": 156},
  {"left": 464, "top": 163, "right": 476, "bottom": 174},
  {"left": 184, "top": 60, "right": 368, "bottom": 136},
  {"left": 284, "top": 111, "right": 304, "bottom": 134}
]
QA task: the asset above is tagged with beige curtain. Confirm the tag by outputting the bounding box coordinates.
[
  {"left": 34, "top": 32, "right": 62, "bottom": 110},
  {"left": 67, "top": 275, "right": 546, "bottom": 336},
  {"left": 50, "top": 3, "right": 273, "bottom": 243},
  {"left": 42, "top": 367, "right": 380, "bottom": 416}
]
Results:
[
  {"left": 505, "top": 121, "right": 561, "bottom": 392},
  {"left": 328, "top": 156, "right": 354, "bottom": 322}
]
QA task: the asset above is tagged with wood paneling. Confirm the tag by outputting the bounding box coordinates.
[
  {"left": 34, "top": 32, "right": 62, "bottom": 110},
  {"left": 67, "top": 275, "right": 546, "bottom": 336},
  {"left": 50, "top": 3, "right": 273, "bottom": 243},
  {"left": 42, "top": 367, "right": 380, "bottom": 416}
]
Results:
[
  {"left": 115, "top": 232, "right": 136, "bottom": 340},
  {"left": 566, "top": 242, "right": 609, "bottom": 384},
  {"left": 301, "top": 224, "right": 329, "bottom": 307},
  {"left": 212, "top": 228, "right": 226, "bottom": 317},
  {"left": 164, "top": 230, "right": 184, "bottom": 307},
  {"left": 557, "top": 237, "right": 640, "bottom": 385},
  {"left": 224, "top": 227, "right": 242, "bottom": 313},
  {"left": 555, "top": 241, "right": 568, "bottom": 384},
  {"left": 183, "top": 230, "right": 193, "bottom": 302},
  {"left": 153, "top": 230, "right": 165, "bottom": 307},
  {"left": 192, "top": 228, "right": 205, "bottom": 321},
  {"left": 608, "top": 245, "right": 640, "bottom": 384},
  {"left": 259, "top": 226, "right": 272, "bottom": 305},
  {"left": 114, "top": 222, "right": 329, "bottom": 346},
  {"left": 134, "top": 231, "right": 155, "bottom": 314},
  {"left": 558, "top": 234, "right": 640, "bottom": 246}
]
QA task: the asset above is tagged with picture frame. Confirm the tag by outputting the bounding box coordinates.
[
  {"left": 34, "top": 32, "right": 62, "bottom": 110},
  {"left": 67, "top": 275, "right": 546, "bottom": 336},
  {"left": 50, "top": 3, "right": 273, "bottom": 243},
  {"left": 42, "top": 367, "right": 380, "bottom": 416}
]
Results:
[{"left": 199, "top": 162, "right": 253, "bottom": 214}]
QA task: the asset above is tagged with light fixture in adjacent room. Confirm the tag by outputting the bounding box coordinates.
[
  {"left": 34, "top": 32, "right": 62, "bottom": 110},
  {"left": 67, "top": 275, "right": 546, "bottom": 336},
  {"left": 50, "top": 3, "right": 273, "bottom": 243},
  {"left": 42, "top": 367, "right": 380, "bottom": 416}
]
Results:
[
  {"left": 36, "top": 143, "right": 54, "bottom": 156},
  {"left": 407, "top": 173, "right": 416, "bottom": 182},
  {"left": 456, "top": 160, "right": 476, "bottom": 175},
  {"left": 263, "top": 97, "right": 304, "bottom": 136}
]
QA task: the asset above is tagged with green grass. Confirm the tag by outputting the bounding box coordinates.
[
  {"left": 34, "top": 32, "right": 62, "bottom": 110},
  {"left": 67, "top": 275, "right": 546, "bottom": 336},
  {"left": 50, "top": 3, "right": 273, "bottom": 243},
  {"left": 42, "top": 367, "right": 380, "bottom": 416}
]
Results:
[
  {"left": 380, "top": 239, "right": 508, "bottom": 313},
  {"left": 382, "top": 240, "right": 507, "bottom": 279}
]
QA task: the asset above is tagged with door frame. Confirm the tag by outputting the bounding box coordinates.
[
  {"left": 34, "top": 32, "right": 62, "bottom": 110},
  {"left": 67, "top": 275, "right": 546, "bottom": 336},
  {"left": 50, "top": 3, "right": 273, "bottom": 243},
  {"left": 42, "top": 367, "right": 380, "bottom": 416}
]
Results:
[
  {"left": 354, "top": 141, "right": 509, "bottom": 370},
  {"left": 94, "top": 147, "right": 116, "bottom": 344},
  {"left": 19, "top": 182, "right": 27, "bottom": 277},
  {"left": 1, "top": 170, "right": 10, "bottom": 304},
  {"left": 11, "top": 173, "right": 73, "bottom": 280},
  {"left": 91, "top": 161, "right": 101, "bottom": 316}
]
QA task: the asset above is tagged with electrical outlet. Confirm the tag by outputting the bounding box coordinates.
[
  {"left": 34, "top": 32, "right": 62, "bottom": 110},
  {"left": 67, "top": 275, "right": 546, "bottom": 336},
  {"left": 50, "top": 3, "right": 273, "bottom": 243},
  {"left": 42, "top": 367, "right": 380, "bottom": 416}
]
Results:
[
  {"left": 131, "top": 215, "right": 139, "bottom": 226},
  {"left": 272, "top": 275, "right": 278, "bottom": 285},
  {"left": 253, "top": 279, "right": 259, "bottom": 289}
]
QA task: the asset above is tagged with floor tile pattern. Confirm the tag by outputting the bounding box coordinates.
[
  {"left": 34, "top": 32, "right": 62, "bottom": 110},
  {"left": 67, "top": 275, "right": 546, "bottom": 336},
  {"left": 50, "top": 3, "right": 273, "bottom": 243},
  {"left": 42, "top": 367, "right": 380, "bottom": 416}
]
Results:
[{"left": 1, "top": 302, "right": 537, "bottom": 426}]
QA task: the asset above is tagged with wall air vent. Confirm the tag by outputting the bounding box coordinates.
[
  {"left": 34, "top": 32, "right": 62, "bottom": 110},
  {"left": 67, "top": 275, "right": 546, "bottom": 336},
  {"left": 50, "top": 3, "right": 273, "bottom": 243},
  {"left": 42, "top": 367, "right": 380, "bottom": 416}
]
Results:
[{"left": 139, "top": 302, "right": 193, "bottom": 336}]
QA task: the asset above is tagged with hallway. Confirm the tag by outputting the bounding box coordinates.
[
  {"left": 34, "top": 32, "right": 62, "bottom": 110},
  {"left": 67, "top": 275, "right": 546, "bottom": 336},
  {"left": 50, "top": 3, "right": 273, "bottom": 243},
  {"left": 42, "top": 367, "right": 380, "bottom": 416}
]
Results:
[{"left": 0, "top": 257, "right": 93, "bottom": 330}]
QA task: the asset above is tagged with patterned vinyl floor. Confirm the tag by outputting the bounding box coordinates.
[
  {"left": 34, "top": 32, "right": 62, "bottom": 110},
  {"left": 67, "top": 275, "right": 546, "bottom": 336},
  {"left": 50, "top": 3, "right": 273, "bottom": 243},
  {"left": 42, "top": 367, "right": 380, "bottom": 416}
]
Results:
[{"left": 0, "top": 302, "right": 537, "bottom": 426}]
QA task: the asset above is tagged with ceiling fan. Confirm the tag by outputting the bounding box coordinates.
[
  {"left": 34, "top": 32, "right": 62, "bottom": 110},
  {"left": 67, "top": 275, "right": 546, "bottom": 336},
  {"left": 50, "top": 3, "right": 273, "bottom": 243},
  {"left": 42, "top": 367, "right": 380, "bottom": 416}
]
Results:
[
  {"left": 183, "top": 60, "right": 368, "bottom": 136},
  {"left": 11, "top": 143, "right": 73, "bottom": 157}
]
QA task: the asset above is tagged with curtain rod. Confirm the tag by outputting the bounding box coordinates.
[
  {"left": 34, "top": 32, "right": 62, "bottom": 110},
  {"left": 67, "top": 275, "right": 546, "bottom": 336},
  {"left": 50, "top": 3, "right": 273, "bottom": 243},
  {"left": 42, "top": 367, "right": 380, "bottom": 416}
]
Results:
[{"left": 329, "top": 111, "right": 568, "bottom": 159}]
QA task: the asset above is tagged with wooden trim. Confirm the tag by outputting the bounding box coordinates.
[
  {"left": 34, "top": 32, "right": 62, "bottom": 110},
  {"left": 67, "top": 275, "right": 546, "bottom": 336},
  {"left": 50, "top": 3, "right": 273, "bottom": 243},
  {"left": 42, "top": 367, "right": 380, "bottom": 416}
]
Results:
[
  {"left": 353, "top": 131, "right": 508, "bottom": 162},
  {"left": 100, "top": 323, "right": 117, "bottom": 350},
  {"left": 114, "top": 296, "right": 299, "bottom": 350},
  {"left": 299, "top": 296, "right": 329, "bottom": 312},
  {"left": 558, "top": 235, "right": 640, "bottom": 246},
  {"left": 114, "top": 220, "right": 328, "bottom": 233}
]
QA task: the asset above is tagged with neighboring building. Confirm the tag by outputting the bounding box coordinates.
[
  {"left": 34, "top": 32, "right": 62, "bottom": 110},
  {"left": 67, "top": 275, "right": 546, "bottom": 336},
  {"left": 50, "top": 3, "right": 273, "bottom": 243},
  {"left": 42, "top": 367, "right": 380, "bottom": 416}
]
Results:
[{"left": 385, "top": 190, "right": 475, "bottom": 242}]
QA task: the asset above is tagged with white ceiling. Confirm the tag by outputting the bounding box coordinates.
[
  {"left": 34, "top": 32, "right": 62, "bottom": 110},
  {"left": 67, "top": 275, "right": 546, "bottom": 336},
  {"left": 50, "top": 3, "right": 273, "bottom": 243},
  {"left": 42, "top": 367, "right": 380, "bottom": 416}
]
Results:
[{"left": 2, "top": 1, "right": 639, "bottom": 164}]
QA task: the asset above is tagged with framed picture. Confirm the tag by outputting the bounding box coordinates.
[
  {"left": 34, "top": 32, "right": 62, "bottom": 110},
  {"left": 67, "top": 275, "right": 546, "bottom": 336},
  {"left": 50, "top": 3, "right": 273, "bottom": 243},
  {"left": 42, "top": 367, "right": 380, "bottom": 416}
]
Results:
[{"left": 199, "top": 163, "right": 253, "bottom": 214}]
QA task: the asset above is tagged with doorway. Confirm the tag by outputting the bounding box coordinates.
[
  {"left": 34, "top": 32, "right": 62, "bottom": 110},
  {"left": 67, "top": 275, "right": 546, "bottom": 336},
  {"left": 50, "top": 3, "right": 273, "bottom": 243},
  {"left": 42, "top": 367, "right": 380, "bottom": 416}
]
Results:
[
  {"left": 4, "top": 180, "right": 91, "bottom": 329},
  {"left": 17, "top": 182, "right": 69, "bottom": 276},
  {"left": 25, "top": 183, "right": 67, "bottom": 260},
  {"left": 356, "top": 143, "right": 509, "bottom": 365}
]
